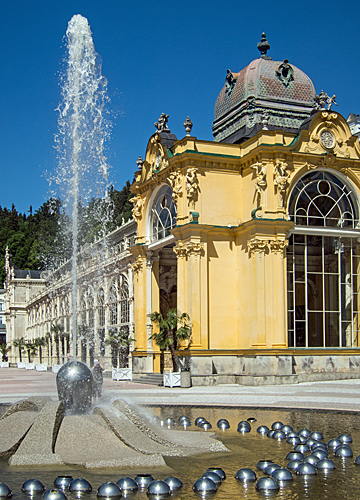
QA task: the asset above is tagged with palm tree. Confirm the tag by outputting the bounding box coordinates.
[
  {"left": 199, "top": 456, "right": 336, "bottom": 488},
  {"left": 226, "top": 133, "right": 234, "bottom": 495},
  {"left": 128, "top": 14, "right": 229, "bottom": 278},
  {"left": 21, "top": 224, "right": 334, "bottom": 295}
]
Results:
[
  {"left": 13, "top": 337, "right": 26, "bottom": 362},
  {"left": 24, "top": 340, "right": 37, "bottom": 363},
  {"left": 150, "top": 309, "right": 192, "bottom": 372},
  {"left": 50, "top": 323, "right": 64, "bottom": 364},
  {"left": 105, "top": 327, "right": 135, "bottom": 368},
  {"left": 34, "top": 337, "right": 46, "bottom": 364},
  {"left": 0, "top": 342, "right": 11, "bottom": 362}
]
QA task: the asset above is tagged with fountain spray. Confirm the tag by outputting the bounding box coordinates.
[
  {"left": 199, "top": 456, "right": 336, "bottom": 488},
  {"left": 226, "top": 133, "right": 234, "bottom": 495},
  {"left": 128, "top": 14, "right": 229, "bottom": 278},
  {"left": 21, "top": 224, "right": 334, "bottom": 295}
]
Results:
[{"left": 55, "top": 15, "right": 111, "bottom": 361}]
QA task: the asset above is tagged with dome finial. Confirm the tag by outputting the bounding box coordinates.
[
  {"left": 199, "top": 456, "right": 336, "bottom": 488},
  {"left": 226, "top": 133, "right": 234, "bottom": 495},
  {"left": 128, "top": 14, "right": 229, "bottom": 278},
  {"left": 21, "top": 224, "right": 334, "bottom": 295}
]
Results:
[{"left": 257, "top": 32, "right": 271, "bottom": 60}]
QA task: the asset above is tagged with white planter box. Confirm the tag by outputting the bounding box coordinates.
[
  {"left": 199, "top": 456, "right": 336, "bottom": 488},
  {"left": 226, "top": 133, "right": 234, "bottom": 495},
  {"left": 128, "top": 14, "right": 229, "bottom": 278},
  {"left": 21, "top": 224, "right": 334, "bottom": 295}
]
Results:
[
  {"left": 52, "top": 364, "right": 62, "bottom": 374},
  {"left": 24, "top": 362, "right": 35, "bottom": 370},
  {"left": 112, "top": 367, "right": 132, "bottom": 381},
  {"left": 163, "top": 371, "right": 181, "bottom": 388},
  {"left": 0, "top": 362, "right": 9, "bottom": 368},
  {"left": 35, "top": 363, "right": 47, "bottom": 371},
  {"left": 17, "top": 362, "right": 26, "bottom": 369}
]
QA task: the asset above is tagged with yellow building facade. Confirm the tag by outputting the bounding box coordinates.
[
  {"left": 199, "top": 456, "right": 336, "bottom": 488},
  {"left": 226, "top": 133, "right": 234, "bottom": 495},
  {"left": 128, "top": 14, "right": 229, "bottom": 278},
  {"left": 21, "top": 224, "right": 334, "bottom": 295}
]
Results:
[{"left": 130, "top": 37, "right": 360, "bottom": 383}]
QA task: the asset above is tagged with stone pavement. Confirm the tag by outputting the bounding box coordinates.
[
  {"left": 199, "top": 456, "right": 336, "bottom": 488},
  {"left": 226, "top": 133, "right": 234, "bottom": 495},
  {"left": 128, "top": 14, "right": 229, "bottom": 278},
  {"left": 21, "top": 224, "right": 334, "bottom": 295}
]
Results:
[{"left": 1, "top": 368, "right": 360, "bottom": 412}]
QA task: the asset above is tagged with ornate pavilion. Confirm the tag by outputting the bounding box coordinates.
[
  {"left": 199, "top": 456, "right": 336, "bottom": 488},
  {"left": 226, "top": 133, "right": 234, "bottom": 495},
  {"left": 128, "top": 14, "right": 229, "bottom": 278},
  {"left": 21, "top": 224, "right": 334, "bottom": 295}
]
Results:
[{"left": 5, "top": 34, "right": 360, "bottom": 383}]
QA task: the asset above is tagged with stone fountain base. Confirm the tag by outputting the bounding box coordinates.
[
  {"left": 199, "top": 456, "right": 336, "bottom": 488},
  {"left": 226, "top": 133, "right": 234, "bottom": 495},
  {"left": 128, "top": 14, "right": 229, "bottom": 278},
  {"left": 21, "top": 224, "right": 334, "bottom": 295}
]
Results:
[{"left": 0, "top": 397, "right": 228, "bottom": 468}]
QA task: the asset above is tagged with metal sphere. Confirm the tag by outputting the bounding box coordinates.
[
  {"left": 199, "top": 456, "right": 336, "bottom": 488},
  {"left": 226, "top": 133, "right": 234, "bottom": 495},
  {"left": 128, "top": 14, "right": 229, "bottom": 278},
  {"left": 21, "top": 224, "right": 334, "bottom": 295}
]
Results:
[
  {"left": 178, "top": 415, "right": 189, "bottom": 423},
  {"left": 97, "top": 483, "right": 121, "bottom": 498},
  {"left": 299, "top": 436, "right": 307, "bottom": 444},
  {"left": 202, "top": 472, "right": 221, "bottom": 485},
  {"left": 312, "top": 442, "right": 327, "bottom": 451},
  {"left": 296, "top": 463, "right": 317, "bottom": 476},
  {"left": 257, "top": 460, "right": 274, "bottom": 471},
  {"left": 281, "top": 425, "right": 293, "bottom": 434},
  {"left": 355, "top": 455, "right": 360, "bottom": 465},
  {"left": 206, "top": 468, "right": 226, "bottom": 480},
  {"left": 335, "top": 445, "right": 353, "bottom": 458},
  {"left": 303, "top": 455, "right": 319, "bottom": 466},
  {"left": 163, "top": 477, "right": 183, "bottom": 491},
  {"left": 317, "top": 459, "right": 336, "bottom": 469},
  {"left": 192, "top": 478, "right": 217, "bottom": 493},
  {"left": 298, "top": 428, "right": 311, "bottom": 438},
  {"left": 134, "top": 475, "right": 154, "bottom": 488},
  {"left": 69, "top": 479, "right": 92, "bottom": 493},
  {"left": 56, "top": 361, "right": 93, "bottom": 415},
  {"left": 256, "top": 425, "right": 269, "bottom": 434},
  {"left": 198, "top": 420, "right": 210, "bottom": 428},
  {"left": 287, "top": 459, "right": 302, "bottom": 470},
  {"left": 271, "top": 421, "right": 283, "bottom": 430},
  {"left": 237, "top": 424, "right": 250, "bottom": 433},
  {"left": 328, "top": 439, "right": 342, "bottom": 449},
  {"left": 181, "top": 421, "right": 191, "bottom": 429},
  {"left": 43, "top": 490, "right": 67, "bottom": 500},
  {"left": 264, "top": 464, "right": 281, "bottom": 475},
  {"left": 313, "top": 449, "right": 328, "bottom": 460},
  {"left": 271, "top": 468, "right": 293, "bottom": 482},
  {"left": 165, "top": 418, "right": 175, "bottom": 426},
  {"left": 0, "top": 484, "right": 12, "bottom": 499},
  {"left": 202, "top": 423, "right": 212, "bottom": 431},
  {"left": 338, "top": 433, "right": 352, "bottom": 444},
  {"left": 288, "top": 431, "right": 299, "bottom": 438},
  {"left": 294, "top": 444, "right": 310, "bottom": 453},
  {"left": 255, "top": 477, "right": 279, "bottom": 491},
  {"left": 286, "top": 452, "right": 304, "bottom": 461},
  {"left": 310, "top": 431, "right": 323, "bottom": 441},
  {"left": 235, "top": 469, "right": 257, "bottom": 482},
  {"left": 266, "top": 430, "right": 275, "bottom": 438},
  {"left": 306, "top": 438, "right": 317, "bottom": 447},
  {"left": 54, "top": 477, "right": 73, "bottom": 490},
  {"left": 217, "top": 419, "right": 230, "bottom": 430},
  {"left": 273, "top": 430, "right": 286, "bottom": 440},
  {"left": 195, "top": 417, "right": 207, "bottom": 426},
  {"left": 147, "top": 481, "right": 170, "bottom": 496},
  {"left": 116, "top": 478, "right": 138, "bottom": 492},
  {"left": 22, "top": 480, "right": 45, "bottom": 494},
  {"left": 287, "top": 436, "right": 301, "bottom": 445}
]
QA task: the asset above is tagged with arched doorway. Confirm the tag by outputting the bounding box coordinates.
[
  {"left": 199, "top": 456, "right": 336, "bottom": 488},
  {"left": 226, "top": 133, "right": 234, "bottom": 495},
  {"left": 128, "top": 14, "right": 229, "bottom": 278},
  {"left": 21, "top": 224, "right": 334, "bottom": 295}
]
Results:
[{"left": 287, "top": 169, "right": 360, "bottom": 347}]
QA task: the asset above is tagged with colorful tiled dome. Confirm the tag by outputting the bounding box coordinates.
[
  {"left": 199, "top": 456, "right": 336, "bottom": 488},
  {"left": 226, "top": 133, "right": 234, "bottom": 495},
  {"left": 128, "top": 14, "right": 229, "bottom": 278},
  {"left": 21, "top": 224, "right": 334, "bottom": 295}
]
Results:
[{"left": 212, "top": 34, "right": 316, "bottom": 144}]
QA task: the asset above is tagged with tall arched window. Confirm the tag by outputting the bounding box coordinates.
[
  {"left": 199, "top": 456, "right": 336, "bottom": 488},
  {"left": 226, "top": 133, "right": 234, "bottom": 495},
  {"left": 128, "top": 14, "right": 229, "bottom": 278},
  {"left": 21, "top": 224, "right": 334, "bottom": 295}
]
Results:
[
  {"left": 150, "top": 185, "right": 177, "bottom": 243},
  {"left": 287, "top": 169, "right": 360, "bottom": 348},
  {"left": 98, "top": 289, "right": 105, "bottom": 327},
  {"left": 109, "top": 285, "right": 118, "bottom": 326},
  {"left": 118, "top": 274, "right": 129, "bottom": 324}
]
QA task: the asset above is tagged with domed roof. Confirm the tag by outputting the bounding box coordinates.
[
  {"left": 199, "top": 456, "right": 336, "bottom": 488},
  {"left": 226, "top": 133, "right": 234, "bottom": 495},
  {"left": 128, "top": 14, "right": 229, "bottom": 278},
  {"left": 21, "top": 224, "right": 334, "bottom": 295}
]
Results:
[{"left": 212, "top": 34, "right": 316, "bottom": 144}]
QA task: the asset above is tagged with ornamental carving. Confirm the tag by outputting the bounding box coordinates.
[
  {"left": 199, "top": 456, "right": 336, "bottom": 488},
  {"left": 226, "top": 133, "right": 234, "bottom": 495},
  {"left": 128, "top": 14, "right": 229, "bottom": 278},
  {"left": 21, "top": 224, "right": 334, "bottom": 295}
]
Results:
[
  {"left": 269, "top": 238, "right": 288, "bottom": 254},
  {"left": 167, "top": 169, "right": 183, "bottom": 202},
  {"left": 186, "top": 167, "right": 199, "bottom": 209},
  {"left": 154, "top": 113, "right": 170, "bottom": 132},
  {"left": 247, "top": 238, "right": 268, "bottom": 257},
  {"left": 275, "top": 59, "right": 294, "bottom": 87},
  {"left": 130, "top": 195, "right": 143, "bottom": 223},
  {"left": 174, "top": 241, "right": 204, "bottom": 259},
  {"left": 273, "top": 160, "right": 290, "bottom": 208},
  {"left": 225, "top": 69, "right": 237, "bottom": 95},
  {"left": 251, "top": 162, "right": 267, "bottom": 201},
  {"left": 313, "top": 91, "right": 338, "bottom": 111},
  {"left": 131, "top": 256, "right": 145, "bottom": 275}
]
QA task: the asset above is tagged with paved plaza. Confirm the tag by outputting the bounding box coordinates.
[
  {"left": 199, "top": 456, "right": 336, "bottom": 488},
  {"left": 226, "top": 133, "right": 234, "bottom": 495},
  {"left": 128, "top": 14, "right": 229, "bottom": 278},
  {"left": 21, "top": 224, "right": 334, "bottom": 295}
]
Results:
[{"left": 1, "top": 368, "right": 360, "bottom": 412}]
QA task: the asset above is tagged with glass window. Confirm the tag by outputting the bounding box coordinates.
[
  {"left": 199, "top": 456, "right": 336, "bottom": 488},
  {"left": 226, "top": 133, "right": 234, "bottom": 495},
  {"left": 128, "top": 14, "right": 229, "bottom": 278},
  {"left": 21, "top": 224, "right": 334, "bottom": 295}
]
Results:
[{"left": 150, "top": 185, "right": 177, "bottom": 243}]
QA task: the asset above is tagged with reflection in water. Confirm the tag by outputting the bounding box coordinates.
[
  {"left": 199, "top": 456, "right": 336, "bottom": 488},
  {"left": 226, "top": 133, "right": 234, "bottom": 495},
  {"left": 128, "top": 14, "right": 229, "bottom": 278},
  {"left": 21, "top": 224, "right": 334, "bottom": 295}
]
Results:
[{"left": 2, "top": 406, "right": 360, "bottom": 499}]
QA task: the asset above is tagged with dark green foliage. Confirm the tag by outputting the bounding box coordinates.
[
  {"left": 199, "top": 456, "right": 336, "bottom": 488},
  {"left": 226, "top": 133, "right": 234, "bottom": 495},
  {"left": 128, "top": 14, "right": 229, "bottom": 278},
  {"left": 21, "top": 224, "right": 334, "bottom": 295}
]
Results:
[{"left": 0, "top": 182, "right": 133, "bottom": 284}]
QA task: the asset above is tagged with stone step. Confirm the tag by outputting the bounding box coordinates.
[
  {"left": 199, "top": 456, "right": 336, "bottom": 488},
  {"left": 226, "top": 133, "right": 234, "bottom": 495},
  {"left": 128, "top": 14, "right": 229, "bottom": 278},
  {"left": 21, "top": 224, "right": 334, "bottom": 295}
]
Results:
[{"left": 132, "top": 373, "right": 163, "bottom": 386}]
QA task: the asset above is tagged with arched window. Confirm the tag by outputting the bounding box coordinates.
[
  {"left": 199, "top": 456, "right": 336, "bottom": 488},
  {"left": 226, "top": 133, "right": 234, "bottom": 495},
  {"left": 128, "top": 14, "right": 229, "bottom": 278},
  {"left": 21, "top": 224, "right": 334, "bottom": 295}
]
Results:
[
  {"left": 117, "top": 274, "right": 129, "bottom": 324},
  {"left": 98, "top": 289, "right": 105, "bottom": 327},
  {"left": 109, "top": 285, "right": 118, "bottom": 326},
  {"left": 287, "top": 169, "right": 360, "bottom": 348},
  {"left": 150, "top": 185, "right": 177, "bottom": 243}
]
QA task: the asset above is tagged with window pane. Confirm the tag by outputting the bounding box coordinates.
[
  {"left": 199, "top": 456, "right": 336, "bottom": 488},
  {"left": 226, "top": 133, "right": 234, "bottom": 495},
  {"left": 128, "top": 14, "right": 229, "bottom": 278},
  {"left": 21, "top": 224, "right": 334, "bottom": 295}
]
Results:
[
  {"left": 307, "top": 273, "right": 323, "bottom": 311},
  {"left": 308, "top": 312, "right": 323, "bottom": 347},
  {"left": 341, "top": 322, "right": 352, "bottom": 347},
  {"left": 325, "top": 312, "right": 339, "bottom": 347},
  {"left": 295, "top": 321, "right": 306, "bottom": 347},
  {"left": 325, "top": 274, "right": 339, "bottom": 311}
]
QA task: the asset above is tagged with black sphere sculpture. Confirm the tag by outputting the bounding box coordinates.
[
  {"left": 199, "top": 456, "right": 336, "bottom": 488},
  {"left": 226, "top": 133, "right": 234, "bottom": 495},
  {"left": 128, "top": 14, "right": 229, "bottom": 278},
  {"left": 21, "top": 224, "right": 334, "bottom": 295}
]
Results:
[{"left": 56, "top": 361, "right": 93, "bottom": 415}]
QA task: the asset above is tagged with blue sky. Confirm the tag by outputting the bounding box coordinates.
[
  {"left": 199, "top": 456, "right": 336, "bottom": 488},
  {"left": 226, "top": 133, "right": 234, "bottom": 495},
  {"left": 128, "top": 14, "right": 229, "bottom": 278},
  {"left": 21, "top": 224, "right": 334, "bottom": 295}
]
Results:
[{"left": 1, "top": 0, "right": 359, "bottom": 214}]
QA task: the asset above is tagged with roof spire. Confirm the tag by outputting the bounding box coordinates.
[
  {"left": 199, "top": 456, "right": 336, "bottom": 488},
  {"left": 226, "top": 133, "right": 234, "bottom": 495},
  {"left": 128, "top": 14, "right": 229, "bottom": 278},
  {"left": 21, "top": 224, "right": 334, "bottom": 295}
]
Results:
[{"left": 257, "top": 32, "right": 271, "bottom": 60}]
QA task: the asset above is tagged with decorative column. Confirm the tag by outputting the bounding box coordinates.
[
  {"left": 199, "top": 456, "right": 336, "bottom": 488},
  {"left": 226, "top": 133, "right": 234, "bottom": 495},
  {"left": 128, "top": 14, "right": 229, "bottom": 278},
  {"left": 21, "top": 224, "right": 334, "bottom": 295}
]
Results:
[
  {"left": 268, "top": 238, "right": 288, "bottom": 348},
  {"left": 145, "top": 251, "right": 155, "bottom": 372},
  {"left": 127, "top": 265, "right": 134, "bottom": 370},
  {"left": 131, "top": 254, "right": 147, "bottom": 352}
]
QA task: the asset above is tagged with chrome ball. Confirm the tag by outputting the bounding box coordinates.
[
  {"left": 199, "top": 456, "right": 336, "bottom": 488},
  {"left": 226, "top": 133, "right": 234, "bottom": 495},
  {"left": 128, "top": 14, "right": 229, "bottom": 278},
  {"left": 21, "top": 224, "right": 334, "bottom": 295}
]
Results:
[
  {"left": 310, "top": 431, "right": 323, "bottom": 441},
  {"left": 338, "top": 433, "right": 352, "bottom": 444},
  {"left": 287, "top": 436, "right": 301, "bottom": 445},
  {"left": 217, "top": 419, "right": 230, "bottom": 430},
  {"left": 355, "top": 455, "right": 360, "bottom": 465},
  {"left": 22, "top": 480, "right": 45, "bottom": 494},
  {"left": 286, "top": 452, "right": 304, "bottom": 461},
  {"left": 116, "top": 478, "right": 138, "bottom": 492},
  {"left": 303, "top": 455, "right": 319, "bottom": 466},
  {"left": 97, "top": 483, "right": 121, "bottom": 498},
  {"left": 298, "top": 428, "right": 311, "bottom": 438},
  {"left": 271, "top": 468, "right": 293, "bottom": 482},
  {"left": 201, "top": 472, "right": 221, "bottom": 484},
  {"left": 195, "top": 417, "right": 207, "bottom": 426},
  {"left": 181, "top": 420, "right": 191, "bottom": 429},
  {"left": 163, "top": 477, "right": 183, "bottom": 491},
  {"left": 296, "top": 463, "right": 317, "bottom": 475},
  {"left": 335, "top": 445, "right": 353, "bottom": 458},
  {"left": 273, "top": 430, "right": 286, "bottom": 440},
  {"left": 306, "top": 438, "right": 317, "bottom": 447},
  {"left": 134, "top": 475, "right": 154, "bottom": 488},
  {"left": 69, "top": 479, "right": 92, "bottom": 493},
  {"left": 202, "top": 423, "right": 212, "bottom": 431},
  {"left": 264, "top": 464, "right": 281, "bottom": 475},
  {"left": 281, "top": 425, "right": 293, "bottom": 434},
  {"left": 165, "top": 418, "right": 175, "bottom": 426},
  {"left": 192, "top": 478, "right": 217, "bottom": 493},
  {"left": 287, "top": 459, "right": 302, "bottom": 470},
  {"left": 206, "top": 468, "right": 226, "bottom": 480},
  {"left": 256, "top": 425, "right": 269, "bottom": 434},
  {"left": 255, "top": 477, "right": 279, "bottom": 491},
  {"left": 0, "top": 484, "right": 12, "bottom": 499},
  {"left": 178, "top": 415, "right": 189, "bottom": 423},
  {"left": 294, "top": 444, "right": 310, "bottom": 453},
  {"left": 43, "top": 490, "right": 67, "bottom": 500},
  {"left": 56, "top": 361, "right": 93, "bottom": 415},
  {"left": 317, "top": 458, "right": 336, "bottom": 470},
  {"left": 257, "top": 460, "right": 273, "bottom": 471},
  {"left": 235, "top": 469, "right": 257, "bottom": 482},
  {"left": 271, "top": 421, "right": 283, "bottom": 430},
  {"left": 147, "top": 481, "right": 170, "bottom": 496},
  {"left": 54, "top": 477, "right": 73, "bottom": 490},
  {"left": 313, "top": 449, "right": 328, "bottom": 460},
  {"left": 312, "top": 442, "right": 327, "bottom": 451},
  {"left": 287, "top": 431, "right": 299, "bottom": 438},
  {"left": 328, "top": 438, "right": 342, "bottom": 449},
  {"left": 266, "top": 430, "right": 275, "bottom": 438}
]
